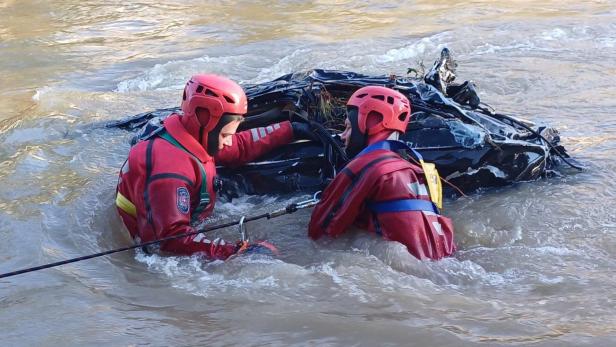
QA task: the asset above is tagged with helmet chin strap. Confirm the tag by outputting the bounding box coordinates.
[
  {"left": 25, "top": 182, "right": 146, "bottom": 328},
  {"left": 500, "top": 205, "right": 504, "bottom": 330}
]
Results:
[
  {"left": 205, "top": 120, "right": 225, "bottom": 157},
  {"left": 345, "top": 108, "right": 367, "bottom": 158},
  {"left": 195, "top": 107, "right": 211, "bottom": 129},
  {"left": 205, "top": 114, "right": 241, "bottom": 157}
]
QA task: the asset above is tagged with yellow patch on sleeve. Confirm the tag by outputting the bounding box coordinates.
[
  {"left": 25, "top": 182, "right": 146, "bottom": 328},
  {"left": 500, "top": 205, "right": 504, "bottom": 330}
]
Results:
[{"left": 115, "top": 192, "right": 137, "bottom": 217}]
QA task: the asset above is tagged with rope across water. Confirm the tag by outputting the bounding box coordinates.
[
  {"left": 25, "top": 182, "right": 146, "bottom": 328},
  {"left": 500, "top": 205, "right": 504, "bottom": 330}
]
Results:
[{"left": 0, "top": 196, "right": 320, "bottom": 279}]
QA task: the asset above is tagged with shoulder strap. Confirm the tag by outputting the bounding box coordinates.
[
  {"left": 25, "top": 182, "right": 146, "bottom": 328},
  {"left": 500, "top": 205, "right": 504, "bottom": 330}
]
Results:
[
  {"left": 158, "top": 131, "right": 211, "bottom": 221},
  {"left": 356, "top": 140, "right": 443, "bottom": 209},
  {"left": 321, "top": 153, "right": 400, "bottom": 229}
]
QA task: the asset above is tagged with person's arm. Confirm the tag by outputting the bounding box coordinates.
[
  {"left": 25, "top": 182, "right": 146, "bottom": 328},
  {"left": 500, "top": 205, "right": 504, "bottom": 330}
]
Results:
[
  {"left": 215, "top": 121, "right": 293, "bottom": 167},
  {"left": 308, "top": 171, "right": 374, "bottom": 239},
  {"left": 146, "top": 178, "right": 238, "bottom": 259}
]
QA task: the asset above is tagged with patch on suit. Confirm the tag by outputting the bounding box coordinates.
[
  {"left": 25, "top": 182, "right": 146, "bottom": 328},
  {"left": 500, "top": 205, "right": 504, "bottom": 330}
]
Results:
[{"left": 177, "top": 187, "right": 190, "bottom": 214}]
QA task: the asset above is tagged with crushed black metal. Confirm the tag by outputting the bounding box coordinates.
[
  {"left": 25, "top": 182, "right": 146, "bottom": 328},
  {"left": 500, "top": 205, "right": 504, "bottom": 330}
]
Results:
[{"left": 108, "top": 48, "right": 582, "bottom": 198}]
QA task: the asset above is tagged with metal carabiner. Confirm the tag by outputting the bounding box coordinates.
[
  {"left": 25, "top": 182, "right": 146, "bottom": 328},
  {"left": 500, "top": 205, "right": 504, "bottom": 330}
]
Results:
[
  {"left": 295, "top": 191, "right": 322, "bottom": 210},
  {"left": 238, "top": 216, "right": 249, "bottom": 242},
  {"left": 313, "top": 190, "right": 322, "bottom": 201}
]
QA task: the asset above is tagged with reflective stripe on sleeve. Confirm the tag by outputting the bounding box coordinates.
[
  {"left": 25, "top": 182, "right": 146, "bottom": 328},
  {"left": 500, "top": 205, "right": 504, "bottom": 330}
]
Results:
[
  {"left": 432, "top": 221, "right": 444, "bottom": 236},
  {"left": 251, "top": 128, "right": 260, "bottom": 142},
  {"left": 116, "top": 191, "right": 137, "bottom": 217},
  {"left": 250, "top": 123, "right": 283, "bottom": 143},
  {"left": 407, "top": 182, "right": 428, "bottom": 196}
]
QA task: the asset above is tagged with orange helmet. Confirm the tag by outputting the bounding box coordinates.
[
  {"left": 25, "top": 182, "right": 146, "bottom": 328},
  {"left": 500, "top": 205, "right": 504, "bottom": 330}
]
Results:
[
  {"left": 346, "top": 86, "right": 411, "bottom": 135},
  {"left": 180, "top": 74, "right": 248, "bottom": 132},
  {"left": 344, "top": 86, "right": 411, "bottom": 157}
]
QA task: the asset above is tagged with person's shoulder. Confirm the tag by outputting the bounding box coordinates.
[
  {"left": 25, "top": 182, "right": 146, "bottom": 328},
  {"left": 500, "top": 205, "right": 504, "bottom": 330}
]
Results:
[
  {"left": 127, "top": 139, "right": 149, "bottom": 158},
  {"left": 371, "top": 153, "right": 415, "bottom": 175},
  {"left": 364, "top": 149, "right": 409, "bottom": 163}
]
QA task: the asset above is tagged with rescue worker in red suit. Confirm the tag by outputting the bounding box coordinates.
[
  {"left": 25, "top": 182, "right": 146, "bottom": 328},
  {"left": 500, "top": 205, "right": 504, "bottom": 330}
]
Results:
[
  {"left": 308, "top": 86, "right": 456, "bottom": 260},
  {"left": 116, "top": 74, "right": 315, "bottom": 259}
]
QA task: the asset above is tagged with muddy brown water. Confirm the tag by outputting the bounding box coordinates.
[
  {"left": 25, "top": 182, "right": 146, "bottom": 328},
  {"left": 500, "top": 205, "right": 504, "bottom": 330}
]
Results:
[{"left": 1, "top": 1, "right": 615, "bottom": 346}]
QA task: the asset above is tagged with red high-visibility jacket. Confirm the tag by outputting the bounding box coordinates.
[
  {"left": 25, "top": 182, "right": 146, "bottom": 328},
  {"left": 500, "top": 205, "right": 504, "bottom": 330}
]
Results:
[
  {"left": 116, "top": 114, "right": 293, "bottom": 259},
  {"left": 308, "top": 142, "right": 456, "bottom": 260}
]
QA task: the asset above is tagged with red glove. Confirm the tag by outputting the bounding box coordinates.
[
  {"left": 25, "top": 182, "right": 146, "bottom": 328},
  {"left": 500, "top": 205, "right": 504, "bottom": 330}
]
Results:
[{"left": 236, "top": 240, "right": 279, "bottom": 256}]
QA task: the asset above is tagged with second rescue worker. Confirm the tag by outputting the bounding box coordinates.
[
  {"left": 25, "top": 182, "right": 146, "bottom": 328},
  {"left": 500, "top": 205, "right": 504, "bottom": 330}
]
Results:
[{"left": 309, "top": 86, "right": 456, "bottom": 260}]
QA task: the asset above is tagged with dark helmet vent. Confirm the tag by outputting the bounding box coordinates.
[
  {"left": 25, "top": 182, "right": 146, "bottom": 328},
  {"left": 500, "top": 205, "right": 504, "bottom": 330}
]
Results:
[{"left": 223, "top": 95, "right": 235, "bottom": 104}]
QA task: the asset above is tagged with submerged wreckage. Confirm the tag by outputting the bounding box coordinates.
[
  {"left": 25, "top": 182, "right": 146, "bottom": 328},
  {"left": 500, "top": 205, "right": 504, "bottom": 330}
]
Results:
[{"left": 109, "top": 48, "right": 581, "bottom": 197}]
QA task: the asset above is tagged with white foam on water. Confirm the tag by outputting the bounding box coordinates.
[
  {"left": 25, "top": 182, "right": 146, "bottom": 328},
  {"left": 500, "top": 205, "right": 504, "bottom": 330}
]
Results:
[
  {"left": 112, "top": 31, "right": 453, "bottom": 97},
  {"left": 116, "top": 63, "right": 177, "bottom": 92},
  {"left": 537, "top": 25, "right": 604, "bottom": 49},
  {"left": 531, "top": 245, "right": 578, "bottom": 257},
  {"left": 459, "top": 243, "right": 590, "bottom": 287},
  {"left": 341, "top": 231, "right": 509, "bottom": 288},
  {"left": 110, "top": 22, "right": 616, "bottom": 99},
  {"left": 469, "top": 23, "right": 616, "bottom": 58},
  {"left": 134, "top": 250, "right": 292, "bottom": 297},
  {"left": 539, "top": 28, "right": 569, "bottom": 41},
  {"left": 3, "top": 128, "right": 49, "bottom": 145},
  {"left": 536, "top": 274, "right": 564, "bottom": 285},
  {"left": 114, "top": 54, "right": 252, "bottom": 93},
  {"left": 32, "top": 86, "right": 51, "bottom": 101},
  {"left": 132, "top": 231, "right": 477, "bottom": 303},
  {"left": 31, "top": 86, "right": 77, "bottom": 111},
  {"left": 376, "top": 33, "right": 450, "bottom": 64},
  {"left": 28, "top": 84, "right": 156, "bottom": 124},
  {"left": 251, "top": 32, "right": 453, "bottom": 83},
  {"left": 128, "top": 193, "right": 322, "bottom": 298},
  {"left": 473, "top": 41, "right": 538, "bottom": 55},
  {"left": 251, "top": 48, "right": 313, "bottom": 83},
  {"left": 597, "top": 37, "right": 616, "bottom": 48},
  {"left": 213, "top": 194, "right": 280, "bottom": 220},
  {"left": 311, "top": 261, "right": 371, "bottom": 303}
]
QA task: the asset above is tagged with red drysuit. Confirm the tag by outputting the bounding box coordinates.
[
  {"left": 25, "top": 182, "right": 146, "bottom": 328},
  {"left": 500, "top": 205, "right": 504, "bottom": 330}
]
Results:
[
  {"left": 309, "top": 140, "right": 456, "bottom": 260},
  {"left": 116, "top": 114, "right": 293, "bottom": 259}
]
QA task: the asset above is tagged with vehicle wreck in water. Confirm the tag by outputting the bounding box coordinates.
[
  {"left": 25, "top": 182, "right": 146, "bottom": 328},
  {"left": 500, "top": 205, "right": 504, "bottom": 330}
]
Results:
[{"left": 109, "top": 48, "right": 582, "bottom": 198}]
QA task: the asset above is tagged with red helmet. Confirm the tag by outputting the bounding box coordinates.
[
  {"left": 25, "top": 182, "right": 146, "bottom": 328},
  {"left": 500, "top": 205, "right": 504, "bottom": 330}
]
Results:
[
  {"left": 346, "top": 86, "right": 411, "bottom": 135},
  {"left": 180, "top": 74, "right": 248, "bottom": 132}
]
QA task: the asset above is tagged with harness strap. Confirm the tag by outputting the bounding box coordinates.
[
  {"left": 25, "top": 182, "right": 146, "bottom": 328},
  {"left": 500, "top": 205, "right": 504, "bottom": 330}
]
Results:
[
  {"left": 358, "top": 140, "right": 443, "bottom": 209},
  {"left": 367, "top": 199, "right": 439, "bottom": 214},
  {"left": 320, "top": 154, "right": 399, "bottom": 229},
  {"left": 158, "top": 131, "right": 211, "bottom": 222}
]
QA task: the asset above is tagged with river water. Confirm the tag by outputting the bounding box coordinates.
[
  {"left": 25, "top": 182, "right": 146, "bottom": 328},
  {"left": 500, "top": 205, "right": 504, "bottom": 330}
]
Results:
[{"left": 1, "top": 1, "right": 615, "bottom": 346}]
